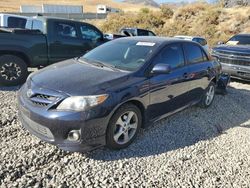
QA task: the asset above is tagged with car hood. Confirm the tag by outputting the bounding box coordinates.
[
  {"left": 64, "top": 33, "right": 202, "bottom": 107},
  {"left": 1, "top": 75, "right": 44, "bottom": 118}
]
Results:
[
  {"left": 213, "top": 45, "right": 250, "bottom": 54},
  {"left": 30, "top": 59, "right": 130, "bottom": 96}
]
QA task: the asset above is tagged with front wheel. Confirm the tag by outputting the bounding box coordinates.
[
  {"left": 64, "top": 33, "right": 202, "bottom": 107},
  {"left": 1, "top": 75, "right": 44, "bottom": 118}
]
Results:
[
  {"left": 106, "top": 103, "right": 142, "bottom": 150},
  {"left": 0, "top": 55, "right": 28, "bottom": 86},
  {"left": 199, "top": 82, "right": 216, "bottom": 108}
]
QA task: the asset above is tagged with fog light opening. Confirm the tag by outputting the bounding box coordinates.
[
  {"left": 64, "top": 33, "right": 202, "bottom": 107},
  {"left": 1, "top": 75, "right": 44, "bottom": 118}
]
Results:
[{"left": 67, "top": 130, "right": 81, "bottom": 142}]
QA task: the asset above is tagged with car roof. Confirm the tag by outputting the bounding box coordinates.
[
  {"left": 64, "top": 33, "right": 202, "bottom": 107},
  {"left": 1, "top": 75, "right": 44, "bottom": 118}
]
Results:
[
  {"left": 114, "top": 36, "right": 196, "bottom": 45},
  {"left": 34, "top": 16, "right": 79, "bottom": 23}
]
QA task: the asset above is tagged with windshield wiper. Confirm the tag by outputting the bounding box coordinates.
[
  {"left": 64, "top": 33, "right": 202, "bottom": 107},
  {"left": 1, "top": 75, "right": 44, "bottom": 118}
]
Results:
[
  {"left": 88, "top": 59, "right": 122, "bottom": 72},
  {"left": 78, "top": 58, "right": 125, "bottom": 72}
]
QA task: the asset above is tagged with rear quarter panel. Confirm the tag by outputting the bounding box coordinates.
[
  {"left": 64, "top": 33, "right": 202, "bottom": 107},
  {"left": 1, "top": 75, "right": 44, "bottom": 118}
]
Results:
[{"left": 0, "top": 33, "right": 48, "bottom": 67}]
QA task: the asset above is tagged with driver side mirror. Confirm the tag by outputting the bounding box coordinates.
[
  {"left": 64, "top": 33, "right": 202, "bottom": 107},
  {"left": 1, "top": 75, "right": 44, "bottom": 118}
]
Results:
[
  {"left": 151, "top": 64, "right": 171, "bottom": 75},
  {"left": 217, "top": 41, "right": 224, "bottom": 45}
]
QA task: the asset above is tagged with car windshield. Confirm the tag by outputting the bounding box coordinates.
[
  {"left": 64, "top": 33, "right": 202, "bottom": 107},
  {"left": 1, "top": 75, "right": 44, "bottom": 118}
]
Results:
[
  {"left": 227, "top": 35, "right": 250, "bottom": 45},
  {"left": 81, "top": 40, "right": 157, "bottom": 71}
]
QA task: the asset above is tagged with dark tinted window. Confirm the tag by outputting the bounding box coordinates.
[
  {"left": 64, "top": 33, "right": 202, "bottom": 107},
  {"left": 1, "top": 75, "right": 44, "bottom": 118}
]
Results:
[
  {"left": 54, "top": 22, "right": 77, "bottom": 38},
  {"left": 227, "top": 35, "right": 250, "bottom": 45},
  {"left": 154, "top": 44, "right": 185, "bottom": 69},
  {"left": 137, "top": 29, "right": 148, "bottom": 36},
  {"left": 7, "top": 17, "right": 26, "bottom": 28},
  {"left": 184, "top": 43, "right": 204, "bottom": 64},
  {"left": 80, "top": 24, "right": 102, "bottom": 41},
  {"left": 137, "top": 29, "right": 156, "bottom": 36}
]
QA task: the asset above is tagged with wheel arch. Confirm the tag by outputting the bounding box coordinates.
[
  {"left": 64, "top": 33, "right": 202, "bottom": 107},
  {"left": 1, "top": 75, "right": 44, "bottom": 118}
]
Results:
[
  {"left": 109, "top": 99, "right": 147, "bottom": 129},
  {"left": 0, "top": 51, "right": 31, "bottom": 66}
]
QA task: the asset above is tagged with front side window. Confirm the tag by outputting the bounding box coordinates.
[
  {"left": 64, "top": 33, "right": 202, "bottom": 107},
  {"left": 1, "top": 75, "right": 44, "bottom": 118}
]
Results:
[
  {"left": 7, "top": 17, "right": 27, "bottom": 28},
  {"left": 184, "top": 43, "right": 204, "bottom": 64},
  {"left": 82, "top": 40, "right": 157, "bottom": 71},
  {"left": 153, "top": 44, "right": 185, "bottom": 69},
  {"left": 54, "top": 22, "right": 77, "bottom": 38},
  {"left": 80, "top": 25, "right": 102, "bottom": 41}
]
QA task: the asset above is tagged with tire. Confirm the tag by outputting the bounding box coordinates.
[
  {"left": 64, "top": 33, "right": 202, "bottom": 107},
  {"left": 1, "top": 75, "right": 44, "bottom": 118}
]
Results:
[
  {"left": 199, "top": 81, "right": 216, "bottom": 108},
  {"left": 0, "top": 55, "right": 28, "bottom": 86},
  {"left": 106, "top": 103, "right": 142, "bottom": 150}
]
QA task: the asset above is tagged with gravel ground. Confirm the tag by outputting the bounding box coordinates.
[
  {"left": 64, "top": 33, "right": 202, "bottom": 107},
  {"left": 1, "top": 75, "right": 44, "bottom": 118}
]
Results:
[{"left": 0, "top": 81, "right": 250, "bottom": 187}]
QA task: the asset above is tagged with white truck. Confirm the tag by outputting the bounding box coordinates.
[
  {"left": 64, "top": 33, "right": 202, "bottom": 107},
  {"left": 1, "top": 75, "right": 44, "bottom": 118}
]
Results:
[
  {"left": 97, "top": 5, "right": 120, "bottom": 14},
  {"left": 0, "top": 14, "right": 43, "bottom": 30}
]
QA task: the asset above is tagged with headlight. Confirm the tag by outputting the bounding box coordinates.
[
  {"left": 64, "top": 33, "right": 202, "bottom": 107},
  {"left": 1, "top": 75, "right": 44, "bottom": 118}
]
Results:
[{"left": 57, "top": 94, "right": 109, "bottom": 111}]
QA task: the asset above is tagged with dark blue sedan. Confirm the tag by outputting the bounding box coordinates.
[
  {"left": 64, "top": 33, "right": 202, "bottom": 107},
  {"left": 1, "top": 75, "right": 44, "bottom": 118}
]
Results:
[{"left": 18, "top": 37, "right": 222, "bottom": 152}]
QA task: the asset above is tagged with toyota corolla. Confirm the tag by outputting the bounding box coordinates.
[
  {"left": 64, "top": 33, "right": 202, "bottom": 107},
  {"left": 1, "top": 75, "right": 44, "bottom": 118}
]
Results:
[{"left": 18, "top": 37, "right": 223, "bottom": 152}]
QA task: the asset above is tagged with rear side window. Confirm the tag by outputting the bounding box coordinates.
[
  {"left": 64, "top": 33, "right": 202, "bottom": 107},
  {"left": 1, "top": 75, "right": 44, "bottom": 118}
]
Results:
[
  {"left": 137, "top": 29, "right": 148, "bottom": 36},
  {"left": 184, "top": 43, "right": 204, "bottom": 64},
  {"left": 54, "top": 22, "right": 77, "bottom": 38},
  {"left": 7, "top": 17, "right": 27, "bottom": 28},
  {"left": 153, "top": 43, "right": 185, "bottom": 69}
]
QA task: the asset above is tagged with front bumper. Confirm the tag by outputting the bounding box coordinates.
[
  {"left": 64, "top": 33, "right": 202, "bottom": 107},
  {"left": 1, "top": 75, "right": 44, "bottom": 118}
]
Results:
[
  {"left": 221, "top": 63, "right": 250, "bottom": 80},
  {"left": 17, "top": 85, "right": 111, "bottom": 152}
]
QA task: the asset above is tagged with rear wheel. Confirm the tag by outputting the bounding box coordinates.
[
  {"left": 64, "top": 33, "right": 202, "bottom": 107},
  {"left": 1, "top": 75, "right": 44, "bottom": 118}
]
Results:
[
  {"left": 106, "top": 103, "right": 142, "bottom": 150},
  {"left": 0, "top": 55, "right": 28, "bottom": 86},
  {"left": 199, "top": 82, "right": 216, "bottom": 108}
]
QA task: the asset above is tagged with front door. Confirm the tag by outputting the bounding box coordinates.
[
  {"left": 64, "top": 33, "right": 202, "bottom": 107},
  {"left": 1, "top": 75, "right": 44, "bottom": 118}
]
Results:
[
  {"left": 48, "top": 20, "right": 85, "bottom": 63},
  {"left": 148, "top": 43, "right": 191, "bottom": 120}
]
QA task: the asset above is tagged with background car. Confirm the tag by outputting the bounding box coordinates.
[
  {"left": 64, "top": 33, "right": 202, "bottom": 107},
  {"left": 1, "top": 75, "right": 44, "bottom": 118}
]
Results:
[
  {"left": 18, "top": 37, "right": 222, "bottom": 152},
  {"left": 0, "top": 16, "right": 108, "bottom": 86},
  {"left": 174, "top": 35, "right": 209, "bottom": 52},
  {"left": 212, "top": 33, "right": 250, "bottom": 81}
]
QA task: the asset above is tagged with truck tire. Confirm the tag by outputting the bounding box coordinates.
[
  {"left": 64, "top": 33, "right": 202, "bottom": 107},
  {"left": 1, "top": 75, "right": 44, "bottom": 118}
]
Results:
[{"left": 0, "top": 55, "right": 28, "bottom": 86}]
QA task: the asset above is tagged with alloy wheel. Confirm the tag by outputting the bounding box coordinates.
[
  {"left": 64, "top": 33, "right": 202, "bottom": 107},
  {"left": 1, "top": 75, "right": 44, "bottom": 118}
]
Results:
[
  {"left": 205, "top": 85, "right": 215, "bottom": 106},
  {"left": 113, "top": 111, "right": 138, "bottom": 145},
  {"left": 0, "top": 62, "right": 22, "bottom": 81}
]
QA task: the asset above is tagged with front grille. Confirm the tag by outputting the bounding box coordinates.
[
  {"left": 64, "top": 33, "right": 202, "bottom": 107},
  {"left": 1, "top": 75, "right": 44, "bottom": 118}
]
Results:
[
  {"left": 216, "top": 50, "right": 250, "bottom": 58},
  {"left": 218, "top": 57, "right": 250, "bottom": 66},
  {"left": 29, "top": 93, "right": 58, "bottom": 107}
]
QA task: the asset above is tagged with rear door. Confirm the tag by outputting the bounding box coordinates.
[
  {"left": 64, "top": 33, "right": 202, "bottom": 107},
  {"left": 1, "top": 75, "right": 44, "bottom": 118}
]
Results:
[
  {"left": 47, "top": 20, "right": 84, "bottom": 63},
  {"left": 148, "top": 43, "right": 191, "bottom": 120},
  {"left": 183, "top": 42, "right": 212, "bottom": 102}
]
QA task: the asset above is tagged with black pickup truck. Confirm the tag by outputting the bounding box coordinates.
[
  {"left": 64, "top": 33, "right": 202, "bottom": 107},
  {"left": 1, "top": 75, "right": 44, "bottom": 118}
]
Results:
[
  {"left": 0, "top": 16, "right": 107, "bottom": 86},
  {"left": 212, "top": 34, "right": 250, "bottom": 81}
]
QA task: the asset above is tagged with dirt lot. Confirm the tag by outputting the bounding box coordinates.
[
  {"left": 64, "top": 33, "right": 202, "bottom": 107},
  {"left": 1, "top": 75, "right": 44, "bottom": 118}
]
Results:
[{"left": 0, "top": 81, "right": 250, "bottom": 187}]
